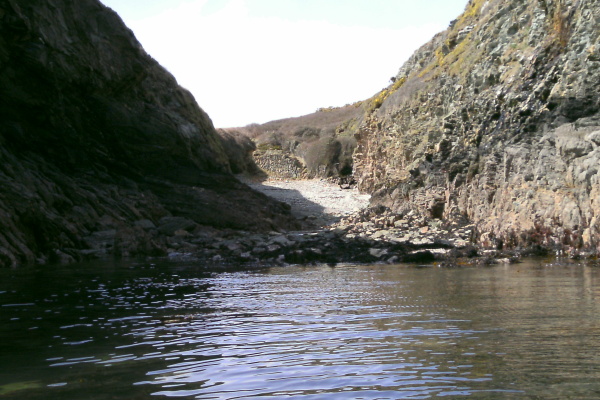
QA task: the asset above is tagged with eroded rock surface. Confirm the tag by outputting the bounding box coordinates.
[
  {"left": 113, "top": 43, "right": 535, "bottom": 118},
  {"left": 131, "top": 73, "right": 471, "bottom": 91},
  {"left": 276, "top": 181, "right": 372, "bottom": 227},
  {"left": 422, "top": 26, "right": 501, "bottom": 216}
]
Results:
[
  {"left": 0, "top": 0, "right": 297, "bottom": 267},
  {"left": 353, "top": 0, "right": 600, "bottom": 254}
]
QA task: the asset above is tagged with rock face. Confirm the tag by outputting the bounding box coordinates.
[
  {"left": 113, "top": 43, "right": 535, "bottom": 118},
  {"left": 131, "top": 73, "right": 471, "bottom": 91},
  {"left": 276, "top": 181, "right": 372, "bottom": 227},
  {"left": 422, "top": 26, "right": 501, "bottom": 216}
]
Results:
[
  {"left": 0, "top": 0, "right": 297, "bottom": 267},
  {"left": 216, "top": 128, "right": 264, "bottom": 176},
  {"left": 353, "top": 0, "right": 600, "bottom": 253}
]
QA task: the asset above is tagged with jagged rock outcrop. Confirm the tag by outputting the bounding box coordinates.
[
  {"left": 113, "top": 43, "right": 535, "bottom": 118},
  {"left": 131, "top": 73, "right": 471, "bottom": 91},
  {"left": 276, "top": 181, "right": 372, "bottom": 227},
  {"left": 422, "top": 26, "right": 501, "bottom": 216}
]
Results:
[
  {"left": 0, "top": 0, "right": 297, "bottom": 267},
  {"left": 216, "top": 128, "right": 265, "bottom": 176},
  {"left": 353, "top": 0, "right": 600, "bottom": 253}
]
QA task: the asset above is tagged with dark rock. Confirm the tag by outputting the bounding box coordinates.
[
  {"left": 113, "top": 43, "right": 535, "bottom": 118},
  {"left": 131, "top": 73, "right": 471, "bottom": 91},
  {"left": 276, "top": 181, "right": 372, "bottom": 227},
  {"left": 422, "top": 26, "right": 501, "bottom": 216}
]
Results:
[
  {"left": 134, "top": 219, "right": 156, "bottom": 230},
  {"left": 216, "top": 128, "right": 264, "bottom": 176},
  {"left": 158, "top": 217, "right": 197, "bottom": 236},
  {"left": 401, "top": 251, "right": 436, "bottom": 264},
  {"left": 0, "top": 0, "right": 298, "bottom": 267},
  {"left": 84, "top": 230, "right": 117, "bottom": 251}
]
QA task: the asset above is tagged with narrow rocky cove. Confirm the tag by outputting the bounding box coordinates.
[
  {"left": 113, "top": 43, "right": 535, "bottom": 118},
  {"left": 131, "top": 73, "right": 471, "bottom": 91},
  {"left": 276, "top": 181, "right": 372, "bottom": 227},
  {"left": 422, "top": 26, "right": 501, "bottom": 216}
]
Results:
[
  {"left": 3, "top": 2, "right": 600, "bottom": 399},
  {"left": 0, "top": 0, "right": 599, "bottom": 268}
]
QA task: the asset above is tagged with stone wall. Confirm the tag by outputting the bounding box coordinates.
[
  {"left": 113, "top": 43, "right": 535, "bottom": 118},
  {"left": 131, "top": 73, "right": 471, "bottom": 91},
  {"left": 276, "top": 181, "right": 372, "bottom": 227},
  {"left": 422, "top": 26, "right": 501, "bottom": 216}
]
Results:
[{"left": 253, "top": 150, "right": 308, "bottom": 179}]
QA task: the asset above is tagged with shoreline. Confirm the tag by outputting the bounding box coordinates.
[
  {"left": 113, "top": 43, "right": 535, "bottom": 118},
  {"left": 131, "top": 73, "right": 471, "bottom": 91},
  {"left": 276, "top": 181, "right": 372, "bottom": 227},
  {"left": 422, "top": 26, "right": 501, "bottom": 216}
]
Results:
[{"left": 159, "top": 178, "right": 595, "bottom": 268}]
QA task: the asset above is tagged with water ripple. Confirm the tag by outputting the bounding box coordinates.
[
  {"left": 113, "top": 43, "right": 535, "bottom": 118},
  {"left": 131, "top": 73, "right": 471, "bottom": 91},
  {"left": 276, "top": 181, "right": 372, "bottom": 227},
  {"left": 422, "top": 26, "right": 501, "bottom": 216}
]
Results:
[{"left": 1, "top": 261, "right": 600, "bottom": 399}]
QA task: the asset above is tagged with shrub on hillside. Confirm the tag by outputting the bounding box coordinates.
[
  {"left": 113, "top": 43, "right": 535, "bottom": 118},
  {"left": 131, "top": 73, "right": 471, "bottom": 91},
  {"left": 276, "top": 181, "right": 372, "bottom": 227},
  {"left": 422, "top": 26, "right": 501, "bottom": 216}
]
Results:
[
  {"left": 232, "top": 105, "right": 363, "bottom": 181},
  {"left": 293, "top": 127, "right": 321, "bottom": 141},
  {"left": 242, "top": 123, "right": 263, "bottom": 139},
  {"left": 255, "top": 131, "right": 283, "bottom": 151}
]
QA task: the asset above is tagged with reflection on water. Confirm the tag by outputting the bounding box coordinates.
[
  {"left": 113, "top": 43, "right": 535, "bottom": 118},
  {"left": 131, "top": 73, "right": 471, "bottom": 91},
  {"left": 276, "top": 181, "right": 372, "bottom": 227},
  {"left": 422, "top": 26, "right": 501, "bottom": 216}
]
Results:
[{"left": 1, "top": 260, "right": 599, "bottom": 399}]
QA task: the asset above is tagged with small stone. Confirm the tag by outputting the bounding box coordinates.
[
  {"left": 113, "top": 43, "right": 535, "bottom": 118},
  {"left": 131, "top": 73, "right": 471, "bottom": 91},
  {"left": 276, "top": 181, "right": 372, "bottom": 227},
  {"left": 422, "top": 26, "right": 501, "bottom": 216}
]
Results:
[
  {"left": 371, "top": 230, "right": 389, "bottom": 239},
  {"left": 227, "top": 243, "right": 243, "bottom": 252},
  {"left": 267, "top": 244, "right": 281, "bottom": 252},
  {"left": 270, "top": 235, "right": 293, "bottom": 246},
  {"left": 582, "top": 228, "right": 592, "bottom": 246},
  {"left": 369, "top": 248, "right": 389, "bottom": 258}
]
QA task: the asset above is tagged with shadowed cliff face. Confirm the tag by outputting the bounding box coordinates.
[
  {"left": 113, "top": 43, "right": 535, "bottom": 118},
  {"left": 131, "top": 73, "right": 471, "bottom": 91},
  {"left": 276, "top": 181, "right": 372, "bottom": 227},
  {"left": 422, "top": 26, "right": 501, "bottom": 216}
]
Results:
[
  {"left": 353, "top": 0, "right": 600, "bottom": 253},
  {"left": 0, "top": 0, "right": 297, "bottom": 267}
]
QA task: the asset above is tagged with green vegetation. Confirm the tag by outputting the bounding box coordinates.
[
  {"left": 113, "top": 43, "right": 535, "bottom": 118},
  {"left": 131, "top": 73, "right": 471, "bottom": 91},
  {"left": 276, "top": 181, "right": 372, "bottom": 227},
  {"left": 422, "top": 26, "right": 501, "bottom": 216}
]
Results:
[
  {"left": 417, "top": 0, "right": 488, "bottom": 80},
  {"left": 365, "top": 77, "right": 407, "bottom": 113},
  {"left": 257, "top": 143, "right": 282, "bottom": 151},
  {"left": 233, "top": 104, "right": 363, "bottom": 180},
  {"left": 317, "top": 101, "right": 362, "bottom": 113},
  {"left": 254, "top": 130, "right": 287, "bottom": 152},
  {"left": 299, "top": 136, "right": 356, "bottom": 177},
  {"left": 336, "top": 117, "right": 360, "bottom": 138},
  {"left": 458, "top": 0, "right": 485, "bottom": 25},
  {"left": 552, "top": 3, "right": 571, "bottom": 49}
]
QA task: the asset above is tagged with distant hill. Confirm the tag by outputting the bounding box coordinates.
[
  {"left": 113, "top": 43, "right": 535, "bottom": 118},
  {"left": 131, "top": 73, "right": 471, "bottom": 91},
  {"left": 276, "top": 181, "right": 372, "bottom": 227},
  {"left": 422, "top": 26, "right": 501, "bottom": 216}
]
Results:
[{"left": 230, "top": 102, "right": 365, "bottom": 181}]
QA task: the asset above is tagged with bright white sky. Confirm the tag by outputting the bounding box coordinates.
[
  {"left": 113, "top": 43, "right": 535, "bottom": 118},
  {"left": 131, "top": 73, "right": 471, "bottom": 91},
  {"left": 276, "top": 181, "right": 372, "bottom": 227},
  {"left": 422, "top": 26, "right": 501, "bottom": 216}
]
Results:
[{"left": 100, "top": 0, "right": 468, "bottom": 127}]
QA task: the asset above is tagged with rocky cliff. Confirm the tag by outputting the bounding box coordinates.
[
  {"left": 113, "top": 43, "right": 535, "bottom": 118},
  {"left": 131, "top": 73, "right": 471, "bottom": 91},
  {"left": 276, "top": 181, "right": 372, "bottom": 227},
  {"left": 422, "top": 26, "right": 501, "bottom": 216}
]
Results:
[
  {"left": 0, "top": 0, "right": 296, "bottom": 267},
  {"left": 353, "top": 0, "right": 600, "bottom": 254}
]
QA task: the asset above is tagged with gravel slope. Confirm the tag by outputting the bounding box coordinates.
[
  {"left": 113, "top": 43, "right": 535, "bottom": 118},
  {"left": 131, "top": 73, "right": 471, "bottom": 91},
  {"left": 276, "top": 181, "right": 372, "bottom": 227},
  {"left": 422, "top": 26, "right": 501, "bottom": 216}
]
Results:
[{"left": 246, "top": 179, "right": 371, "bottom": 226}]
